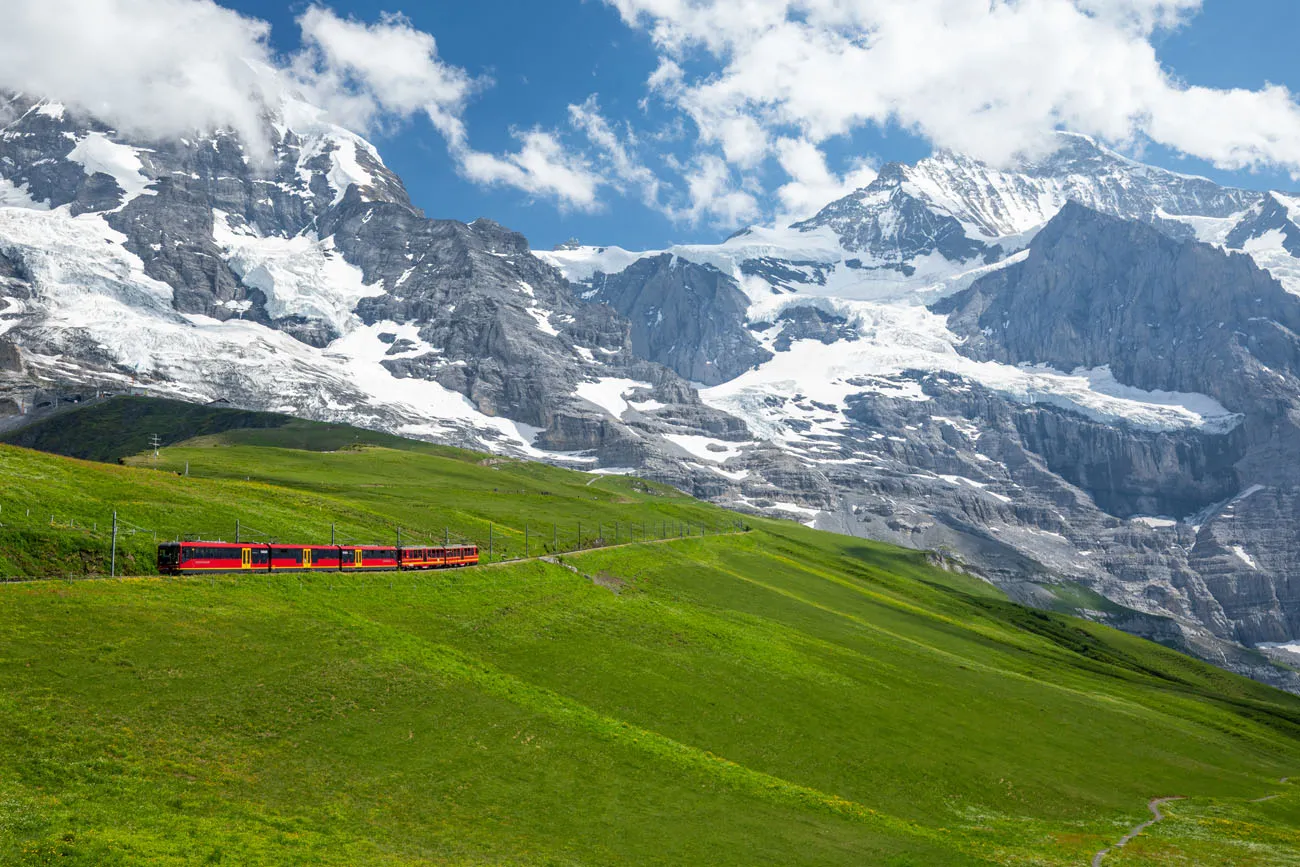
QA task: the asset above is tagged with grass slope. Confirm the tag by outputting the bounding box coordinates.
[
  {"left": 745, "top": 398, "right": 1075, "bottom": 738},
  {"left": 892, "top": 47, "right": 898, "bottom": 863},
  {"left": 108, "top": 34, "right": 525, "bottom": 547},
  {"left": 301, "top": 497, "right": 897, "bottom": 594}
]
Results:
[
  {"left": 0, "top": 396, "right": 299, "bottom": 463},
  {"left": 0, "top": 429, "right": 734, "bottom": 577},
  {"left": 1, "top": 421, "right": 1299, "bottom": 863}
]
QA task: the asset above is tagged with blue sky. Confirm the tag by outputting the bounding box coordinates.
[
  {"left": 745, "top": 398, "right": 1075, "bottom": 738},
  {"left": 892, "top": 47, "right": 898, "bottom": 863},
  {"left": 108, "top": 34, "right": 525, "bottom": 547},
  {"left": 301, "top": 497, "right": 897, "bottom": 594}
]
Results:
[{"left": 213, "top": 2, "right": 1300, "bottom": 250}]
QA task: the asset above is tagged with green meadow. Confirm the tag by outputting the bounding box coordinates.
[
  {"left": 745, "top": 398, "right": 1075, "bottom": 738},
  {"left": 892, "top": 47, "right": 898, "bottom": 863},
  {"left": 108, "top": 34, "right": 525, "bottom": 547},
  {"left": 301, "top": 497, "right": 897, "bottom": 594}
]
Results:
[{"left": 1, "top": 399, "right": 1299, "bottom": 864}]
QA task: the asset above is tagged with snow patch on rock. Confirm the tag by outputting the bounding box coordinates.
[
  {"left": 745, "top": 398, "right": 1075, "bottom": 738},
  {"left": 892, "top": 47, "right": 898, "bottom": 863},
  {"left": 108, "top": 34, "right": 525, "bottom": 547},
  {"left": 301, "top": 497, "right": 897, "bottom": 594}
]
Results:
[
  {"left": 212, "top": 209, "right": 384, "bottom": 336},
  {"left": 66, "top": 133, "right": 154, "bottom": 206},
  {"left": 574, "top": 377, "right": 654, "bottom": 419}
]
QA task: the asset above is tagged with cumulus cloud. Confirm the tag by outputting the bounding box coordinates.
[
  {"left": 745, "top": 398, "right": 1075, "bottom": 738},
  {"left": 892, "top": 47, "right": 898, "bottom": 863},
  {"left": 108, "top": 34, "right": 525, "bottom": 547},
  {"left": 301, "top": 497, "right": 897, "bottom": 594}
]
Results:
[
  {"left": 774, "top": 138, "right": 877, "bottom": 222},
  {"left": 569, "top": 95, "right": 663, "bottom": 208},
  {"left": 609, "top": 0, "right": 1300, "bottom": 185},
  {"left": 0, "top": 0, "right": 283, "bottom": 152},
  {"left": 0, "top": 0, "right": 605, "bottom": 210},
  {"left": 292, "top": 7, "right": 475, "bottom": 138},
  {"left": 456, "top": 129, "right": 603, "bottom": 211},
  {"left": 292, "top": 8, "right": 607, "bottom": 211},
  {"left": 677, "top": 154, "right": 762, "bottom": 226}
]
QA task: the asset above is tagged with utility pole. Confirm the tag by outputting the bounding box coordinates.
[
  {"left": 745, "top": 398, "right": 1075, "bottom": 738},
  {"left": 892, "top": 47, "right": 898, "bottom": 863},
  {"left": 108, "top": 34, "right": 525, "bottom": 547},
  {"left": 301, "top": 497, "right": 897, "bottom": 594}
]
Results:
[
  {"left": 149, "top": 433, "right": 161, "bottom": 465},
  {"left": 331, "top": 523, "right": 335, "bottom": 545},
  {"left": 488, "top": 523, "right": 493, "bottom": 561},
  {"left": 577, "top": 521, "right": 582, "bottom": 550},
  {"left": 397, "top": 526, "right": 401, "bottom": 548},
  {"left": 525, "top": 524, "right": 529, "bottom": 558},
  {"left": 444, "top": 527, "right": 449, "bottom": 546},
  {"left": 236, "top": 519, "right": 240, "bottom": 544},
  {"left": 110, "top": 511, "right": 118, "bottom": 578}
]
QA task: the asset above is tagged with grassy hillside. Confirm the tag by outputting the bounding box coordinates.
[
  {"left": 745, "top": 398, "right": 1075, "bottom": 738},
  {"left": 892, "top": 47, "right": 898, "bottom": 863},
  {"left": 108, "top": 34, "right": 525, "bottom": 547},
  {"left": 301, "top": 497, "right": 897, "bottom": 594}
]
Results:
[
  {"left": 0, "top": 396, "right": 299, "bottom": 463},
  {"left": 0, "top": 425, "right": 736, "bottom": 577},
  {"left": 2, "top": 412, "right": 1300, "bottom": 864}
]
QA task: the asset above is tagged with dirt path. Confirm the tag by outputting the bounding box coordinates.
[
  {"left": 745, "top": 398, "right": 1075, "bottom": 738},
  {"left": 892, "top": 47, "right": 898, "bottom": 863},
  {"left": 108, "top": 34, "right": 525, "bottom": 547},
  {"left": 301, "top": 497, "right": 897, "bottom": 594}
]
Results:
[
  {"left": 477, "top": 529, "right": 735, "bottom": 569},
  {"left": 1091, "top": 797, "right": 1184, "bottom": 866}
]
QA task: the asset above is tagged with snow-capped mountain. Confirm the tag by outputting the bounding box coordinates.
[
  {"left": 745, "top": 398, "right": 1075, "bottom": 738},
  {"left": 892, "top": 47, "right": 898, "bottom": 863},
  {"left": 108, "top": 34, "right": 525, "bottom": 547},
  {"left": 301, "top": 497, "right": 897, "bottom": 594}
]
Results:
[
  {"left": 542, "top": 134, "right": 1300, "bottom": 691},
  {"left": 6, "top": 90, "right": 1300, "bottom": 690},
  {"left": 0, "top": 92, "right": 744, "bottom": 482}
]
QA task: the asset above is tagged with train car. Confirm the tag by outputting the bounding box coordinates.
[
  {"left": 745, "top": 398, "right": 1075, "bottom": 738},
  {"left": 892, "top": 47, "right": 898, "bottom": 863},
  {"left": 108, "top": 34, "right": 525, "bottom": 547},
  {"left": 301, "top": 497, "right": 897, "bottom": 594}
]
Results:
[
  {"left": 398, "top": 546, "right": 443, "bottom": 570},
  {"left": 447, "top": 545, "right": 478, "bottom": 566},
  {"left": 158, "top": 541, "right": 472, "bottom": 575},
  {"left": 158, "top": 541, "right": 269, "bottom": 575},
  {"left": 398, "top": 545, "right": 479, "bottom": 569},
  {"left": 338, "top": 546, "right": 399, "bottom": 571},
  {"left": 267, "top": 544, "right": 351, "bottom": 572},
  {"left": 443, "top": 545, "right": 479, "bottom": 567}
]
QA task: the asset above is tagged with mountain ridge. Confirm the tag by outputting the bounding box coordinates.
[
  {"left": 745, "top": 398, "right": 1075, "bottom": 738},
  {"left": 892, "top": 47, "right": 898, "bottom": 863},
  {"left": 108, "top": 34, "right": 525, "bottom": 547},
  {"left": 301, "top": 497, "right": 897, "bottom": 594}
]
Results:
[{"left": 6, "top": 90, "right": 1300, "bottom": 689}]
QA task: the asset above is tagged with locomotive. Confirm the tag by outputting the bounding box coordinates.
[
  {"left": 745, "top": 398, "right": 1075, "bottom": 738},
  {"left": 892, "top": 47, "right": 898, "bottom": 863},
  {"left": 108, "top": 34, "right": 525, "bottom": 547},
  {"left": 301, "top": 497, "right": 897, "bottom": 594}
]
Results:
[{"left": 157, "top": 541, "right": 479, "bottom": 575}]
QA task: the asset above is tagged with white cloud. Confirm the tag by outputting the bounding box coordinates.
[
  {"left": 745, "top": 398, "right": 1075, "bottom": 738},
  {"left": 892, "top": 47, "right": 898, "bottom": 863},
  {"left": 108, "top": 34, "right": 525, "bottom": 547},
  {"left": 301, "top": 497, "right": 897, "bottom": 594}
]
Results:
[
  {"left": 0, "top": 0, "right": 283, "bottom": 153},
  {"left": 677, "top": 154, "right": 761, "bottom": 226},
  {"left": 293, "top": 8, "right": 605, "bottom": 211},
  {"left": 609, "top": 0, "right": 1300, "bottom": 180},
  {"left": 293, "top": 7, "right": 475, "bottom": 137},
  {"left": 774, "top": 137, "right": 876, "bottom": 222},
  {"left": 0, "top": 0, "right": 604, "bottom": 210},
  {"left": 457, "top": 129, "right": 603, "bottom": 211},
  {"left": 569, "top": 95, "right": 663, "bottom": 208}
]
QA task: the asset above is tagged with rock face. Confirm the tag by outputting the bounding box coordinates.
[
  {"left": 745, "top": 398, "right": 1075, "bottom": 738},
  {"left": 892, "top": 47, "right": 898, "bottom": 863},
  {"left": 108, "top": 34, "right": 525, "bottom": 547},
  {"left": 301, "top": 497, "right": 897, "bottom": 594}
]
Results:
[
  {"left": 934, "top": 202, "right": 1300, "bottom": 411},
  {"left": 793, "top": 162, "right": 997, "bottom": 271},
  {"left": 787, "top": 133, "right": 1257, "bottom": 277},
  {"left": 543, "top": 136, "right": 1300, "bottom": 692},
  {"left": 925, "top": 204, "right": 1300, "bottom": 663},
  {"left": 587, "top": 253, "right": 771, "bottom": 384},
  {"left": 0, "top": 92, "right": 749, "bottom": 482}
]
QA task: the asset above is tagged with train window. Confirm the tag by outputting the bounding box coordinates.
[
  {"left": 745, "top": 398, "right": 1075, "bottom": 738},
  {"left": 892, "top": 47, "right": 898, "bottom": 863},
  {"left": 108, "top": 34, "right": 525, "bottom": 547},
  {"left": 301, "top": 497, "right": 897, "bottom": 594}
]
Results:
[
  {"left": 252, "top": 548, "right": 269, "bottom": 565},
  {"left": 273, "top": 548, "right": 303, "bottom": 565}
]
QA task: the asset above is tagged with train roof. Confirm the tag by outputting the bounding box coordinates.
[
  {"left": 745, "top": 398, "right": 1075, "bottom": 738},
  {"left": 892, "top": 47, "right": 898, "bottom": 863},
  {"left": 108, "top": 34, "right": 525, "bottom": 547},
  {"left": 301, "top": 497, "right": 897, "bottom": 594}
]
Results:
[{"left": 160, "top": 541, "right": 474, "bottom": 549}]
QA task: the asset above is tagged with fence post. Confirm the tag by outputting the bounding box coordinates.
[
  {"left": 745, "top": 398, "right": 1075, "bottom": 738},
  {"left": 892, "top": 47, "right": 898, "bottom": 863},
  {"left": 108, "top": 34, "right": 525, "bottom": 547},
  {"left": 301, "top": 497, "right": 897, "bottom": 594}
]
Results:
[{"left": 110, "top": 511, "right": 118, "bottom": 578}]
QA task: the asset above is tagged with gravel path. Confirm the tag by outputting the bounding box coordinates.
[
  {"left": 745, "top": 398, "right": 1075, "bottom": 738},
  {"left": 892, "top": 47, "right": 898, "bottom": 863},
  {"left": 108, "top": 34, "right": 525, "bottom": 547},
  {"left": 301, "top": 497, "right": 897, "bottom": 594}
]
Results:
[{"left": 1091, "top": 797, "right": 1184, "bottom": 866}]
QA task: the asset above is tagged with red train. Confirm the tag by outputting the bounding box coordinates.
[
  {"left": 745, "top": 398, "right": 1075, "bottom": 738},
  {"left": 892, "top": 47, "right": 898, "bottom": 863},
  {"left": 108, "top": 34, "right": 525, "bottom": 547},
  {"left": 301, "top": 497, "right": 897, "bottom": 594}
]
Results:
[{"left": 157, "top": 541, "right": 479, "bottom": 575}]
